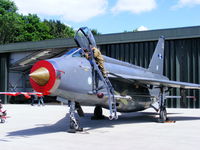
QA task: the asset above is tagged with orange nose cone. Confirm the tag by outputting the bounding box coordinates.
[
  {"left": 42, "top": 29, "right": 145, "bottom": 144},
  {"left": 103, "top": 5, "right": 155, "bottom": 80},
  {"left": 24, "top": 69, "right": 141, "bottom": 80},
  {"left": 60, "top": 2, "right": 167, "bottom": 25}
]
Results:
[{"left": 29, "top": 67, "right": 50, "bottom": 86}]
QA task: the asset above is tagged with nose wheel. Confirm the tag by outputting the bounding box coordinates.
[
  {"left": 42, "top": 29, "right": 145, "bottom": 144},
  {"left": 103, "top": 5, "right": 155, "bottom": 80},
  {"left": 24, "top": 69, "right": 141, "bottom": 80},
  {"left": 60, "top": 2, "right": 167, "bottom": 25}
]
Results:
[{"left": 69, "top": 119, "right": 83, "bottom": 133}]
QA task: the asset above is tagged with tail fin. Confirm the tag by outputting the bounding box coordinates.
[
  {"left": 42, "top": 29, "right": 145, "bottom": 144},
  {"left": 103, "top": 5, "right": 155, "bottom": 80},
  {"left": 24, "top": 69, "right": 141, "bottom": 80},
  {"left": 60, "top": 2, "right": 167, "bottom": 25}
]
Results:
[{"left": 148, "top": 36, "right": 165, "bottom": 75}]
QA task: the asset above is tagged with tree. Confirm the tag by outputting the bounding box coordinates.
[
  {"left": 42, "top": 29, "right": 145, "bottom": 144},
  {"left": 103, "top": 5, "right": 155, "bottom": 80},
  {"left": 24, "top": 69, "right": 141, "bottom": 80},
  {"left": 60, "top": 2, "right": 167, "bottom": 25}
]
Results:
[
  {"left": 0, "top": 0, "right": 19, "bottom": 44},
  {"left": 91, "top": 29, "right": 101, "bottom": 35},
  {"left": 0, "top": 0, "right": 81, "bottom": 44},
  {"left": 15, "top": 14, "right": 53, "bottom": 42},
  {"left": 43, "top": 19, "right": 75, "bottom": 38}
]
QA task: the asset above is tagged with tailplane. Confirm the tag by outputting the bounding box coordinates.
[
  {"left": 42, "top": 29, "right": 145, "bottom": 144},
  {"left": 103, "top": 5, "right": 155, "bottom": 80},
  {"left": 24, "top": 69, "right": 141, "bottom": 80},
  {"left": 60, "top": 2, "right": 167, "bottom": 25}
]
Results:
[{"left": 148, "top": 36, "right": 165, "bottom": 75}]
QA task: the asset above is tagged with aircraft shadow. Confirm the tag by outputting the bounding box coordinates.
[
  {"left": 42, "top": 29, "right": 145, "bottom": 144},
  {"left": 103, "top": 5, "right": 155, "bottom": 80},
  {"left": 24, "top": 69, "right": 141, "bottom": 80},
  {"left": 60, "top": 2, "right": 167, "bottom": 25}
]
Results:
[
  {"left": 6, "top": 111, "right": 200, "bottom": 137},
  {"left": 80, "top": 112, "right": 185, "bottom": 131},
  {"left": 80, "top": 112, "right": 157, "bottom": 132},
  {"left": 7, "top": 118, "right": 68, "bottom": 137}
]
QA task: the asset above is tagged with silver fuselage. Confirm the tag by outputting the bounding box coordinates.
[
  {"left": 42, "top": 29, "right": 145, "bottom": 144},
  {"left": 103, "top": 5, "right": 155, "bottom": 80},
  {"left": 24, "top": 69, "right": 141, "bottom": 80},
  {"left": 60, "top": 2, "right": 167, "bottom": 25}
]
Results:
[{"left": 49, "top": 49, "right": 168, "bottom": 112}]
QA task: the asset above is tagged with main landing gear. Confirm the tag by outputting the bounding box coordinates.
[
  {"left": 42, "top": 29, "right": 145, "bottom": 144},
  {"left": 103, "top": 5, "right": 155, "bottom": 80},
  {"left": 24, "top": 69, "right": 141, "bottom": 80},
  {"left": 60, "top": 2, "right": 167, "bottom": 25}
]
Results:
[
  {"left": 67, "top": 101, "right": 83, "bottom": 133},
  {"left": 158, "top": 87, "right": 175, "bottom": 123},
  {"left": 91, "top": 106, "right": 105, "bottom": 120}
]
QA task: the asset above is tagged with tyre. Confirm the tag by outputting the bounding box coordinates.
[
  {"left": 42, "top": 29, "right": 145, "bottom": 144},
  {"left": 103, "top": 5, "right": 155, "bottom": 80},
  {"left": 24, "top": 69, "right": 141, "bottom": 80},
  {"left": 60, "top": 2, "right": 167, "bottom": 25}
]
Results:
[{"left": 159, "top": 107, "right": 167, "bottom": 122}]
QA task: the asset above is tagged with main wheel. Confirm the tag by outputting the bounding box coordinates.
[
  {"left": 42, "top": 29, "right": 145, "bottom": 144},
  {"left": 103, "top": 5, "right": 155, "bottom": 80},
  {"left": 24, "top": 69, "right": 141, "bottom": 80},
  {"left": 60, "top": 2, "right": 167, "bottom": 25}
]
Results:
[
  {"left": 91, "top": 106, "right": 105, "bottom": 120},
  {"left": 159, "top": 107, "right": 167, "bottom": 122},
  {"left": 94, "top": 106, "right": 103, "bottom": 117}
]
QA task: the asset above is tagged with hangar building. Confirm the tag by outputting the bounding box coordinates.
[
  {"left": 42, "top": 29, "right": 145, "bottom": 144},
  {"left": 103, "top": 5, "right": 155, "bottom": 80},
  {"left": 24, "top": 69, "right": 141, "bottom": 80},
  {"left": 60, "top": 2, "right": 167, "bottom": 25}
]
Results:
[{"left": 0, "top": 26, "right": 200, "bottom": 108}]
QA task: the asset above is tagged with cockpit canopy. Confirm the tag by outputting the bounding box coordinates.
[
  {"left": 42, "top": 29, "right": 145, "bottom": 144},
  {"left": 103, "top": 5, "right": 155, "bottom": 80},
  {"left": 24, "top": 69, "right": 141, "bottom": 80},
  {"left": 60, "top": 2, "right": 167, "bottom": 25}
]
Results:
[{"left": 74, "top": 27, "right": 96, "bottom": 50}]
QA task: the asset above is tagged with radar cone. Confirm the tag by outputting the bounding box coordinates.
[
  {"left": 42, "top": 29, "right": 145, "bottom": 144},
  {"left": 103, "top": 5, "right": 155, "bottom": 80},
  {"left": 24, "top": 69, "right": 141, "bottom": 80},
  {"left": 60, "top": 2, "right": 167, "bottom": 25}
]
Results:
[{"left": 29, "top": 67, "right": 50, "bottom": 86}]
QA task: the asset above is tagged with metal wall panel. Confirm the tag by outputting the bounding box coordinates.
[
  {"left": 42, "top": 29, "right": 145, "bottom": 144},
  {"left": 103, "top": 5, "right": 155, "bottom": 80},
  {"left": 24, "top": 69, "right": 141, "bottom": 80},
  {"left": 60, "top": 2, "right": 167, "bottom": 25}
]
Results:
[
  {"left": 0, "top": 53, "right": 9, "bottom": 104},
  {"left": 100, "top": 38, "right": 200, "bottom": 108}
]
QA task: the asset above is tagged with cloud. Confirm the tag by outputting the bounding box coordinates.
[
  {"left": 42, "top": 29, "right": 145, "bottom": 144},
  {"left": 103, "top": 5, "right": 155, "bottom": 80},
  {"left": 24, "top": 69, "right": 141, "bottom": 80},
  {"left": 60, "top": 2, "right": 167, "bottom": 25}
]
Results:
[
  {"left": 111, "top": 0, "right": 157, "bottom": 14},
  {"left": 13, "top": 0, "right": 108, "bottom": 22},
  {"left": 172, "top": 0, "right": 200, "bottom": 9},
  {"left": 137, "top": 26, "right": 148, "bottom": 31}
]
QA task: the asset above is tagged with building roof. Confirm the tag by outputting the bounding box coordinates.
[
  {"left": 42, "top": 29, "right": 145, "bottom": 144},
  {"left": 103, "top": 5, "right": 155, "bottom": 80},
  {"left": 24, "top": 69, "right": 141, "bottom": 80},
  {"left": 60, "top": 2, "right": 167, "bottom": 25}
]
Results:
[{"left": 1, "top": 26, "right": 200, "bottom": 53}]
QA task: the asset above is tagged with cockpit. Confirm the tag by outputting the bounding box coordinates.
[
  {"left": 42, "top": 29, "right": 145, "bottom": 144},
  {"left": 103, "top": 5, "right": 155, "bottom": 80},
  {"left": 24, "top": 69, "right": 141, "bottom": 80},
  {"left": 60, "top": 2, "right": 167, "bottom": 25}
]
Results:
[{"left": 63, "top": 27, "right": 97, "bottom": 59}]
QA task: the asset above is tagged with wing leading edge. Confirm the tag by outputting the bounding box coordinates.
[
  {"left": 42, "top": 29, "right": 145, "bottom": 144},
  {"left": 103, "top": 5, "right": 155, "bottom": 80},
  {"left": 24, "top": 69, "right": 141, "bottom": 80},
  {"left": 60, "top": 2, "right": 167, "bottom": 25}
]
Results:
[{"left": 109, "top": 73, "right": 200, "bottom": 90}]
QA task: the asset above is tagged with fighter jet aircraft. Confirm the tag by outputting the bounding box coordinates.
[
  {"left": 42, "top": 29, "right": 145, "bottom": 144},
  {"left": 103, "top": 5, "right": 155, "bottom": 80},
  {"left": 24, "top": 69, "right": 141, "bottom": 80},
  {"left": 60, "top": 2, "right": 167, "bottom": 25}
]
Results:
[{"left": 1, "top": 27, "right": 200, "bottom": 133}]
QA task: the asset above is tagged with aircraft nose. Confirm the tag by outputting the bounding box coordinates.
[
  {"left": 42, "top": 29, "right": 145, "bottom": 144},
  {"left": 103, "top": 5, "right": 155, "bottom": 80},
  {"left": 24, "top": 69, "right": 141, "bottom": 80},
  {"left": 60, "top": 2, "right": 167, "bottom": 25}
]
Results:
[
  {"left": 30, "top": 60, "right": 58, "bottom": 94},
  {"left": 29, "top": 67, "right": 50, "bottom": 86}
]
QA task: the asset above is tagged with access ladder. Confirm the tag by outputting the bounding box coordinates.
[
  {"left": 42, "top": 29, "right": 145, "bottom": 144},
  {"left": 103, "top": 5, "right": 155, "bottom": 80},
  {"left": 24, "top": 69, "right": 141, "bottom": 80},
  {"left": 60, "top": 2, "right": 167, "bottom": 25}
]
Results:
[{"left": 89, "top": 51, "right": 118, "bottom": 120}]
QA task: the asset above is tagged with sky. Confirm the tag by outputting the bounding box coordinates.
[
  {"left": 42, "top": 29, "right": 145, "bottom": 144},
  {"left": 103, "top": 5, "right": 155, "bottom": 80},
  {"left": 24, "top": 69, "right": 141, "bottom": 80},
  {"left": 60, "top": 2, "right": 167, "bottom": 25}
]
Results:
[{"left": 12, "top": 0, "right": 200, "bottom": 34}]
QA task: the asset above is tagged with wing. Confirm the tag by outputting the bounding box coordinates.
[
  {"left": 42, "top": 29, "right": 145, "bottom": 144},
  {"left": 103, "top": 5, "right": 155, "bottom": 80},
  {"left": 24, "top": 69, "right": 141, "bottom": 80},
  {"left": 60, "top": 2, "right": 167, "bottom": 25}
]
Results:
[
  {"left": 0, "top": 92, "right": 43, "bottom": 99},
  {"left": 109, "top": 73, "right": 200, "bottom": 90}
]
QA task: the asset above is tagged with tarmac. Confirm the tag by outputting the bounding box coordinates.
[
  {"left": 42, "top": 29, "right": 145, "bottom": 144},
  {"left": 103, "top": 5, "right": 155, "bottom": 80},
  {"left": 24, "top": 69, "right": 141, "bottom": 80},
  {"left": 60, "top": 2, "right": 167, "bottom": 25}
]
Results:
[{"left": 1, "top": 104, "right": 200, "bottom": 150}]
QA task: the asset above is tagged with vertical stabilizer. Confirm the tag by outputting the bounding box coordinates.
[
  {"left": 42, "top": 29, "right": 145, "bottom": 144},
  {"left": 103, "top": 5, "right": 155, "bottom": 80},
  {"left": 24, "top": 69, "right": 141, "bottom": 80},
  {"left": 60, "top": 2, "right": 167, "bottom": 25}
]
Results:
[{"left": 148, "top": 36, "right": 165, "bottom": 75}]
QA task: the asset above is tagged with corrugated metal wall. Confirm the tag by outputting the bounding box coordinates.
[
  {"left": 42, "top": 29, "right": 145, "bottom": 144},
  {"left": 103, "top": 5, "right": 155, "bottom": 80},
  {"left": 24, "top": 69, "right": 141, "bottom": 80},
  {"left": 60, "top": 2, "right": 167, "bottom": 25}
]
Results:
[
  {"left": 0, "top": 53, "right": 9, "bottom": 104},
  {"left": 100, "top": 38, "right": 200, "bottom": 108}
]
